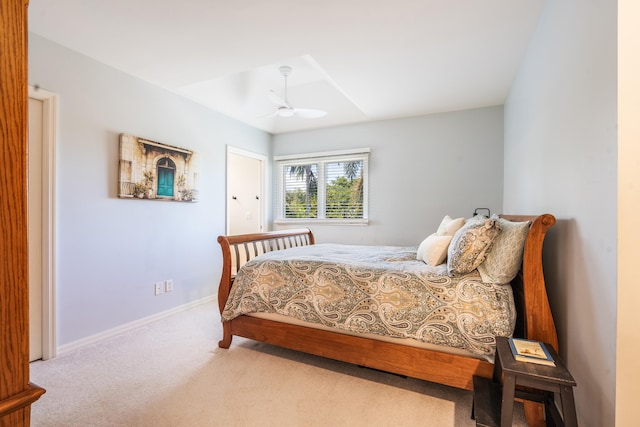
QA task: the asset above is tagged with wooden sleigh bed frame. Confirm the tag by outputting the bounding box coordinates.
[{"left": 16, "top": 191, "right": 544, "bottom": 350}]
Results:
[{"left": 217, "top": 214, "right": 557, "bottom": 424}]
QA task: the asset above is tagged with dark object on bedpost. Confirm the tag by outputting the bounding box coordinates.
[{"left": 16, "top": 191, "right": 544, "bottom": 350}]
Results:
[
  {"left": 473, "top": 207, "right": 491, "bottom": 217},
  {"left": 216, "top": 215, "right": 557, "bottom": 426}
]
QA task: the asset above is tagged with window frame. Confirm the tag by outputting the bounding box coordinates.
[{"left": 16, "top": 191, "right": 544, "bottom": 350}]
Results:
[{"left": 274, "top": 148, "right": 370, "bottom": 225}]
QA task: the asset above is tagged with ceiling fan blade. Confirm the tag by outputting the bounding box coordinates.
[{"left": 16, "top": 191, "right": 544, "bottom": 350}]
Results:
[
  {"left": 268, "top": 90, "right": 289, "bottom": 108},
  {"left": 258, "top": 106, "right": 296, "bottom": 119},
  {"left": 293, "top": 108, "right": 327, "bottom": 119}
]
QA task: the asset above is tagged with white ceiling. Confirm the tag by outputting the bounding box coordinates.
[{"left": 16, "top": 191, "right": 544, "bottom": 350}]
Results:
[{"left": 28, "top": 1, "right": 545, "bottom": 134}]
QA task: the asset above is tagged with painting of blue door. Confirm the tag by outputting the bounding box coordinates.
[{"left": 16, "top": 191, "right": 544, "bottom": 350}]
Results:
[
  {"left": 119, "top": 134, "right": 199, "bottom": 202},
  {"left": 157, "top": 158, "right": 176, "bottom": 197}
]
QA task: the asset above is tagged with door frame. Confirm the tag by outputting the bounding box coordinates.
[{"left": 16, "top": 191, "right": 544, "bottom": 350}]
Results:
[
  {"left": 226, "top": 146, "right": 266, "bottom": 235},
  {"left": 29, "top": 86, "right": 57, "bottom": 360}
]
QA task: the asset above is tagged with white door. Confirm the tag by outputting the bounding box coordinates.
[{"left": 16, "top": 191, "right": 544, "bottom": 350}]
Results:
[
  {"left": 227, "top": 149, "right": 264, "bottom": 235},
  {"left": 28, "top": 87, "right": 56, "bottom": 361},
  {"left": 28, "top": 97, "right": 43, "bottom": 361}
]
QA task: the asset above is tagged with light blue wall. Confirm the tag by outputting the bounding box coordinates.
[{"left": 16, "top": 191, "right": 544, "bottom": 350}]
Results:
[
  {"left": 504, "top": 1, "right": 617, "bottom": 426},
  {"left": 273, "top": 106, "right": 504, "bottom": 246},
  {"left": 29, "top": 34, "right": 271, "bottom": 348}
]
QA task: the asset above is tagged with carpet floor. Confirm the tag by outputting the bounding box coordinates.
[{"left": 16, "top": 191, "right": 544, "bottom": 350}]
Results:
[{"left": 30, "top": 300, "right": 526, "bottom": 426}]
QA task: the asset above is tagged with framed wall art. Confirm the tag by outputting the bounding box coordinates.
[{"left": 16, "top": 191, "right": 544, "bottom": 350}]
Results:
[{"left": 118, "top": 134, "right": 200, "bottom": 202}]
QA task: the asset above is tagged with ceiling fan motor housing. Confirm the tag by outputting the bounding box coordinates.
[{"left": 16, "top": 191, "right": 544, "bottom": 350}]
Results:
[{"left": 279, "top": 66, "right": 292, "bottom": 77}]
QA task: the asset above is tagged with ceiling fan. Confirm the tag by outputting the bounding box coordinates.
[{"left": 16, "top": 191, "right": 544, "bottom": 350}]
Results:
[{"left": 259, "top": 66, "right": 327, "bottom": 119}]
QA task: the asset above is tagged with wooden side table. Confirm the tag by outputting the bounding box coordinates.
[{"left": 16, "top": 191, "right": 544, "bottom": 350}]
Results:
[{"left": 473, "top": 336, "right": 577, "bottom": 427}]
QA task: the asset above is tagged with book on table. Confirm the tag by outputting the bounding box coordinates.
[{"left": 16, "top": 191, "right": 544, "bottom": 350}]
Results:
[{"left": 508, "top": 338, "right": 556, "bottom": 367}]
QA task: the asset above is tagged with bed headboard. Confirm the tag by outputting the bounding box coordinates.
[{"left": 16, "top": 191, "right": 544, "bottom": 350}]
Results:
[{"left": 500, "top": 214, "right": 557, "bottom": 351}]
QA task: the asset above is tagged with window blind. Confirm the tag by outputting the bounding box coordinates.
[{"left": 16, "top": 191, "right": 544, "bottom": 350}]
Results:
[{"left": 276, "top": 150, "right": 369, "bottom": 222}]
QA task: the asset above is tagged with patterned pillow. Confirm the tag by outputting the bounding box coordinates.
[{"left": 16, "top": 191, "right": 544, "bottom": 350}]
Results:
[
  {"left": 447, "top": 216, "right": 501, "bottom": 275},
  {"left": 478, "top": 217, "right": 530, "bottom": 283},
  {"left": 416, "top": 233, "right": 453, "bottom": 266}
]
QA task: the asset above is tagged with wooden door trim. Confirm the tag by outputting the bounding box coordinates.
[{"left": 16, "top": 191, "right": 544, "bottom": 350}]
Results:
[
  {"left": 1, "top": 0, "right": 46, "bottom": 422},
  {"left": 28, "top": 86, "right": 57, "bottom": 360}
]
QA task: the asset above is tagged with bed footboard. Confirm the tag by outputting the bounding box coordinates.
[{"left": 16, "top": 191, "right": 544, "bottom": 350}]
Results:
[{"left": 217, "top": 228, "right": 314, "bottom": 347}]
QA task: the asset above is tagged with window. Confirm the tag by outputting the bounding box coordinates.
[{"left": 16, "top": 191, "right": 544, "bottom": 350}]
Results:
[{"left": 275, "top": 149, "right": 369, "bottom": 223}]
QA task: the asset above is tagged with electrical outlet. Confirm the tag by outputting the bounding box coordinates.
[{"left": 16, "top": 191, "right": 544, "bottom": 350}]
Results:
[
  {"left": 155, "top": 282, "right": 164, "bottom": 296},
  {"left": 165, "top": 279, "right": 173, "bottom": 292}
]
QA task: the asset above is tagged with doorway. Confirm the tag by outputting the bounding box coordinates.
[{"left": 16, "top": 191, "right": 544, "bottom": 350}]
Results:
[
  {"left": 28, "top": 86, "right": 57, "bottom": 361},
  {"left": 226, "top": 147, "right": 265, "bottom": 235},
  {"left": 156, "top": 157, "right": 176, "bottom": 197}
]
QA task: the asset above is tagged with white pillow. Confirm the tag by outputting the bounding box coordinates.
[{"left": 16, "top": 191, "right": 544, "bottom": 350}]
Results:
[
  {"left": 436, "top": 215, "right": 466, "bottom": 236},
  {"left": 417, "top": 233, "right": 453, "bottom": 266},
  {"left": 478, "top": 218, "right": 530, "bottom": 283}
]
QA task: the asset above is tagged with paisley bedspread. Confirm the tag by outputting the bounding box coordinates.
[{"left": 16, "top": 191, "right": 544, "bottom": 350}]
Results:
[{"left": 222, "top": 243, "right": 516, "bottom": 358}]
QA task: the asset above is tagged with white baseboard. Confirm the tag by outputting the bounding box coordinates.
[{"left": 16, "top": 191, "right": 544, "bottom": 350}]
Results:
[{"left": 56, "top": 295, "right": 216, "bottom": 357}]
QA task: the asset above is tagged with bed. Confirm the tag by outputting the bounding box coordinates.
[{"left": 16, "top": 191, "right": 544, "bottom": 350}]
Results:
[{"left": 217, "top": 214, "right": 557, "bottom": 425}]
